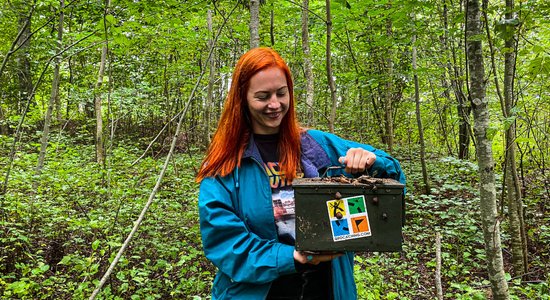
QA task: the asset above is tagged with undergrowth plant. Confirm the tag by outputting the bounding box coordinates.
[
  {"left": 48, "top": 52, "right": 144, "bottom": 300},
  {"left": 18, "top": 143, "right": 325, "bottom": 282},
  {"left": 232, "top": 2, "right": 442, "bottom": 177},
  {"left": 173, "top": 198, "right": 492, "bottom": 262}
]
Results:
[
  {"left": 0, "top": 136, "right": 213, "bottom": 299},
  {"left": 354, "top": 155, "right": 548, "bottom": 299},
  {"left": 1, "top": 134, "right": 548, "bottom": 299}
]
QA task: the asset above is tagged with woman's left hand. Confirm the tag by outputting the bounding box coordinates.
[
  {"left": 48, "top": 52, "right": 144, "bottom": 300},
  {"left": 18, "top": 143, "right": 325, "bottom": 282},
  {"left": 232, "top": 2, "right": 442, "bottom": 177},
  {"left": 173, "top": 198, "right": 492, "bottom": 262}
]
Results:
[{"left": 338, "top": 148, "right": 376, "bottom": 174}]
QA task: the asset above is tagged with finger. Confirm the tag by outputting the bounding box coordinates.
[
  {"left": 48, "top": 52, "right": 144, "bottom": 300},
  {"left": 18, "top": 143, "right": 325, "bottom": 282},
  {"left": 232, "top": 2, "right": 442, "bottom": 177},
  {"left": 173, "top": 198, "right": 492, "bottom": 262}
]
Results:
[
  {"left": 341, "top": 154, "right": 353, "bottom": 173},
  {"left": 313, "top": 253, "right": 343, "bottom": 263},
  {"left": 295, "top": 251, "right": 310, "bottom": 264},
  {"left": 338, "top": 156, "right": 346, "bottom": 165},
  {"left": 351, "top": 150, "right": 362, "bottom": 173},
  {"left": 306, "top": 255, "right": 318, "bottom": 265},
  {"left": 366, "top": 153, "right": 376, "bottom": 168},
  {"left": 344, "top": 149, "right": 357, "bottom": 173},
  {"left": 348, "top": 148, "right": 366, "bottom": 173},
  {"left": 358, "top": 154, "right": 369, "bottom": 172}
]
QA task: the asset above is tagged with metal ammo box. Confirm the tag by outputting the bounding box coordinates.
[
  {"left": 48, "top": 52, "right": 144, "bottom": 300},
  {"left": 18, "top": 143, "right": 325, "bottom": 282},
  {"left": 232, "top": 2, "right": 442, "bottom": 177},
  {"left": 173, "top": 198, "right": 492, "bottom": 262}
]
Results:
[{"left": 294, "top": 176, "right": 405, "bottom": 252}]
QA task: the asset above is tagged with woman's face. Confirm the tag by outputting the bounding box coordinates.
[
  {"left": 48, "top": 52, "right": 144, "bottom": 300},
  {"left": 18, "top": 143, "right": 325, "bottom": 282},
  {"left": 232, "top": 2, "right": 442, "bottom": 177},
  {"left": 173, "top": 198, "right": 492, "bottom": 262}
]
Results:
[{"left": 246, "top": 67, "right": 290, "bottom": 134}]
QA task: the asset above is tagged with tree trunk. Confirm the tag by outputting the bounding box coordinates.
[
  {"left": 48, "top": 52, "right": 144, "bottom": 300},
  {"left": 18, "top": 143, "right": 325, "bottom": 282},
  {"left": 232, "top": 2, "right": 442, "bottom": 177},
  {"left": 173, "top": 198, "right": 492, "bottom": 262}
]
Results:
[
  {"left": 502, "top": 0, "right": 528, "bottom": 278},
  {"left": 205, "top": 9, "right": 215, "bottom": 147},
  {"left": 35, "top": 0, "right": 64, "bottom": 180},
  {"left": 442, "top": 0, "right": 471, "bottom": 158},
  {"left": 435, "top": 232, "right": 443, "bottom": 300},
  {"left": 384, "top": 7, "right": 394, "bottom": 151},
  {"left": 412, "top": 34, "right": 430, "bottom": 194},
  {"left": 16, "top": 2, "right": 33, "bottom": 116},
  {"left": 270, "top": 4, "right": 275, "bottom": 46},
  {"left": 466, "top": 0, "right": 509, "bottom": 298},
  {"left": 0, "top": 4, "right": 33, "bottom": 96},
  {"left": 430, "top": 78, "right": 454, "bottom": 155},
  {"left": 0, "top": 106, "right": 7, "bottom": 135},
  {"left": 325, "top": 0, "right": 337, "bottom": 133},
  {"left": 301, "top": 0, "right": 315, "bottom": 126},
  {"left": 95, "top": 0, "right": 110, "bottom": 166},
  {"left": 457, "top": 93, "right": 471, "bottom": 159},
  {"left": 249, "top": 0, "right": 260, "bottom": 48}
]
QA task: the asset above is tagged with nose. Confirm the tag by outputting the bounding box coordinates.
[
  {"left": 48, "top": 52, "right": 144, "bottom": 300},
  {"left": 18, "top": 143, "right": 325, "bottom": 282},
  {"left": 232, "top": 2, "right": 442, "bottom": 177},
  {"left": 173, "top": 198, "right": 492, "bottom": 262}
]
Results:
[{"left": 267, "top": 94, "right": 281, "bottom": 110}]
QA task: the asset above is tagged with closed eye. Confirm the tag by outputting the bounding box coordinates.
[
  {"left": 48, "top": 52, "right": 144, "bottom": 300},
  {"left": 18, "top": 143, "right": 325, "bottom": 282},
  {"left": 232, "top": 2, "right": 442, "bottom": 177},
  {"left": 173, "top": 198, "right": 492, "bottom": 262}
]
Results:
[
  {"left": 276, "top": 87, "right": 288, "bottom": 97},
  {"left": 255, "top": 92, "right": 270, "bottom": 100}
]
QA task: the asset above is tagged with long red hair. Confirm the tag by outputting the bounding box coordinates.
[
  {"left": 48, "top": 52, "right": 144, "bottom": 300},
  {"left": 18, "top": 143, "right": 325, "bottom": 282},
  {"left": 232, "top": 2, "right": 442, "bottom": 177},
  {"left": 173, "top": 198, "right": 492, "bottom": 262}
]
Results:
[{"left": 196, "top": 47, "right": 301, "bottom": 182}]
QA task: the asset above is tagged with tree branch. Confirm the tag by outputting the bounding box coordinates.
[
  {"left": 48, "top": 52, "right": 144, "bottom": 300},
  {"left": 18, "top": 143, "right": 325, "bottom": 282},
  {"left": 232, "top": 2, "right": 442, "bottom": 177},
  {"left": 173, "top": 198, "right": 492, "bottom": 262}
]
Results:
[{"left": 88, "top": 2, "right": 240, "bottom": 298}]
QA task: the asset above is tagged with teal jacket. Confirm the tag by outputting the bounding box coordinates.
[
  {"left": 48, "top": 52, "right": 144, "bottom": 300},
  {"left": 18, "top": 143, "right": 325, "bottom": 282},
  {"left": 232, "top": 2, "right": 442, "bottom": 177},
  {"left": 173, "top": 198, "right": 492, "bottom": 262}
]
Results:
[{"left": 198, "top": 129, "right": 406, "bottom": 299}]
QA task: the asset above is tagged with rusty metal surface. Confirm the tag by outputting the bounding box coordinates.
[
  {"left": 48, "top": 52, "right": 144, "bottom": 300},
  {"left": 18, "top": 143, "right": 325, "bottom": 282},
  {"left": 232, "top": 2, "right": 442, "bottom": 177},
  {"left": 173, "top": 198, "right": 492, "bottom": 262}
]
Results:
[
  {"left": 293, "top": 175, "right": 403, "bottom": 188},
  {"left": 294, "top": 176, "right": 404, "bottom": 252}
]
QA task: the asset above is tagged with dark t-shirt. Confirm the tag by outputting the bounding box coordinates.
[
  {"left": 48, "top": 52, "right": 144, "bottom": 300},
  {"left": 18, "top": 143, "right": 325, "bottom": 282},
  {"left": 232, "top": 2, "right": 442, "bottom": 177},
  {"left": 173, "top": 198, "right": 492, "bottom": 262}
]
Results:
[
  {"left": 254, "top": 133, "right": 333, "bottom": 299},
  {"left": 254, "top": 133, "right": 296, "bottom": 245}
]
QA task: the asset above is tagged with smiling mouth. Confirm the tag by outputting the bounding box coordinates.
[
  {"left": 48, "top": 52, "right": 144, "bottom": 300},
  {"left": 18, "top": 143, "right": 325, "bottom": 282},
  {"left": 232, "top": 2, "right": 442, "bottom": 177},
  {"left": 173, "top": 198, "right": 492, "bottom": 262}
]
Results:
[{"left": 266, "top": 112, "right": 282, "bottom": 118}]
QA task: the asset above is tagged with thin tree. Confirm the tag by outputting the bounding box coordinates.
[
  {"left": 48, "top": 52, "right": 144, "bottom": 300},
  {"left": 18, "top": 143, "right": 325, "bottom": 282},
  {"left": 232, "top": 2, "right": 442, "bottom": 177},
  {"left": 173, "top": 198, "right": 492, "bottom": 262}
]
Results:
[
  {"left": 325, "top": 0, "right": 337, "bottom": 133},
  {"left": 441, "top": 0, "right": 471, "bottom": 158},
  {"left": 94, "top": 0, "right": 110, "bottom": 166},
  {"left": 466, "top": 0, "right": 509, "bottom": 298},
  {"left": 502, "top": 0, "right": 528, "bottom": 277},
  {"left": 483, "top": 0, "right": 527, "bottom": 277},
  {"left": 0, "top": 2, "right": 34, "bottom": 135},
  {"left": 0, "top": 4, "right": 35, "bottom": 80},
  {"left": 2, "top": 28, "right": 96, "bottom": 195},
  {"left": 301, "top": 0, "right": 315, "bottom": 125},
  {"left": 435, "top": 232, "right": 443, "bottom": 300},
  {"left": 88, "top": 3, "right": 239, "bottom": 298},
  {"left": 270, "top": 3, "right": 275, "bottom": 46},
  {"left": 16, "top": 0, "right": 34, "bottom": 116},
  {"left": 35, "top": 0, "right": 64, "bottom": 181},
  {"left": 384, "top": 3, "right": 394, "bottom": 151},
  {"left": 205, "top": 9, "right": 215, "bottom": 147},
  {"left": 249, "top": 0, "right": 260, "bottom": 48},
  {"left": 412, "top": 32, "right": 430, "bottom": 194}
]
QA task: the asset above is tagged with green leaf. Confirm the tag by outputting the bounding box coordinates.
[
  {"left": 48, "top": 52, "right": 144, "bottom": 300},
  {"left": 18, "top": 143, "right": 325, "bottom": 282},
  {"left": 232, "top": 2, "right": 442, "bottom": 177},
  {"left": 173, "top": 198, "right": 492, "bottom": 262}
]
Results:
[
  {"left": 505, "top": 272, "right": 512, "bottom": 281},
  {"left": 486, "top": 126, "right": 499, "bottom": 141},
  {"left": 8, "top": 280, "right": 30, "bottom": 295},
  {"left": 92, "top": 240, "right": 100, "bottom": 251},
  {"left": 503, "top": 116, "right": 516, "bottom": 130},
  {"left": 105, "top": 14, "right": 117, "bottom": 25},
  {"left": 58, "top": 255, "right": 71, "bottom": 265},
  {"left": 40, "top": 263, "right": 50, "bottom": 272}
]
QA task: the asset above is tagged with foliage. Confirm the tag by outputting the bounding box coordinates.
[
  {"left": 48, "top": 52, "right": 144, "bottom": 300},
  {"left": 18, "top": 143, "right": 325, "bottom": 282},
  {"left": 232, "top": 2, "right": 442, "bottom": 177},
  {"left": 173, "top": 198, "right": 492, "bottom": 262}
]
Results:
[
  {"left": 353, "top": 155, "right": 548, "bottom": 299},
  {"left": 0, "top": 0, "right": 549, "bottom": 298},
  {"left": 1, "top": 132, "right": 548, "bottom": 298},
  {"left": 0, "top": 135, "right": 213, "bottom": 299}
]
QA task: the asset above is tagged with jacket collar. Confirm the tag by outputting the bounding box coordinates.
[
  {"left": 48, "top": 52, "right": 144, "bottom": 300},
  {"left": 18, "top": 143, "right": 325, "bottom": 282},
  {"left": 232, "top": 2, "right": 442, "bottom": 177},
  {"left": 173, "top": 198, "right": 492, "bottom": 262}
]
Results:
[
  {"left": 242, "top": 131, "right": 331, "bottom": 178},
  {"left": 243, "top": 134, "right": 264, "bottom": 163},
  {"left": 300, "top": 131, "right": 331, "bottom": 177}
]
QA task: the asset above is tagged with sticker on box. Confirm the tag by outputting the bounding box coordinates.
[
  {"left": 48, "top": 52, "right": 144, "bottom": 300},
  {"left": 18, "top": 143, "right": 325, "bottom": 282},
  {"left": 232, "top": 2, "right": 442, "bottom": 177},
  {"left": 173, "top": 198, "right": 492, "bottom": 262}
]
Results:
[{"left": 326, "top": 196, "right": 371, "bottom": 242}]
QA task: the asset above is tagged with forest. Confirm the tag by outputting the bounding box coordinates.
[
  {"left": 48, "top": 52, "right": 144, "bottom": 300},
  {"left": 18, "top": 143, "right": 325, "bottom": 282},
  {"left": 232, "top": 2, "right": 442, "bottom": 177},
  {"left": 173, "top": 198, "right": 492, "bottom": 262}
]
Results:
[{"left": 0, "top": 0, "right": 549, "bottom": 299}]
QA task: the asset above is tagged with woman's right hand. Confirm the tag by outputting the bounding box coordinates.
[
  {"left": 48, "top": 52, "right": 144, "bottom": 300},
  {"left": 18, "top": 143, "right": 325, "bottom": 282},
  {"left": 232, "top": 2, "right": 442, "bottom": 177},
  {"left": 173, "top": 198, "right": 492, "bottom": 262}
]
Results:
[{"left": 293, "top": 250, "right": 343, "bottom": 265}]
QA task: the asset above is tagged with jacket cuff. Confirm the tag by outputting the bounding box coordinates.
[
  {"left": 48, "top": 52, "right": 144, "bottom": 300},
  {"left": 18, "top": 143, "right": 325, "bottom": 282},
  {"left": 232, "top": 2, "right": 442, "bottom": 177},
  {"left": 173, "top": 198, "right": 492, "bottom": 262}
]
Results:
[
  {"left": 277, "top": 244, "right": 297, "bottom": 275},
  {"left": 368, "top": 156, "right": 385, "bottom": 177}
]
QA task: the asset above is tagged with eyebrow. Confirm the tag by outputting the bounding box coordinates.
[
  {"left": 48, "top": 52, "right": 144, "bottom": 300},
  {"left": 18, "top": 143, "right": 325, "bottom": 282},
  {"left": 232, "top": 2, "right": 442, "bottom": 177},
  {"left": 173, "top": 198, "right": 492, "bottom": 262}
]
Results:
[{"left": 253, "top": 86, "right": 288, "bottom": 94}]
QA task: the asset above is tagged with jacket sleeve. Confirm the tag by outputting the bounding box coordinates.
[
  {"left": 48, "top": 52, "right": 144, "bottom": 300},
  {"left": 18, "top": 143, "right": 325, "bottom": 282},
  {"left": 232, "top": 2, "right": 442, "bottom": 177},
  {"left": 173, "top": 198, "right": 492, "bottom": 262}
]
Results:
[
  {"left": 307, "top": 130, "right": 406, "bottom": 187},
  {"left": 198, "top": 176, "right": 296, "bottom": 284}
]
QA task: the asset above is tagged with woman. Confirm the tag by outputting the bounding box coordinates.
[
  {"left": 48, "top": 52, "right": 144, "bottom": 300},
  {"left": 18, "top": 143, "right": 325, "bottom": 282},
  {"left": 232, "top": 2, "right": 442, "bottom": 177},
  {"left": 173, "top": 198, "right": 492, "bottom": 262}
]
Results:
[{"left": 196, "top": 47, "right": 405, "bottom": 299}]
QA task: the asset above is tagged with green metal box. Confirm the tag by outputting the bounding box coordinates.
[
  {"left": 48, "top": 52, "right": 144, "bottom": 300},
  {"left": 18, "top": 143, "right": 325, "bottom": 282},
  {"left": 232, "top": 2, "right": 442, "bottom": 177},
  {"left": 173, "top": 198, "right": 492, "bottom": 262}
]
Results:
[{"left": 294, "top": 176, "right": 405, "bottom": 252}]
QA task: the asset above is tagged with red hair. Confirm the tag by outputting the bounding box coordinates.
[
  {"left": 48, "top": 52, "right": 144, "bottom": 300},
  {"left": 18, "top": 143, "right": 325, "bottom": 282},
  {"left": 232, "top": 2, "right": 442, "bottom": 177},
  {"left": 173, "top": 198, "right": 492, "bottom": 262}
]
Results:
[{"left": 196, "top": 47, "right": 301, "bottom": 182}]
